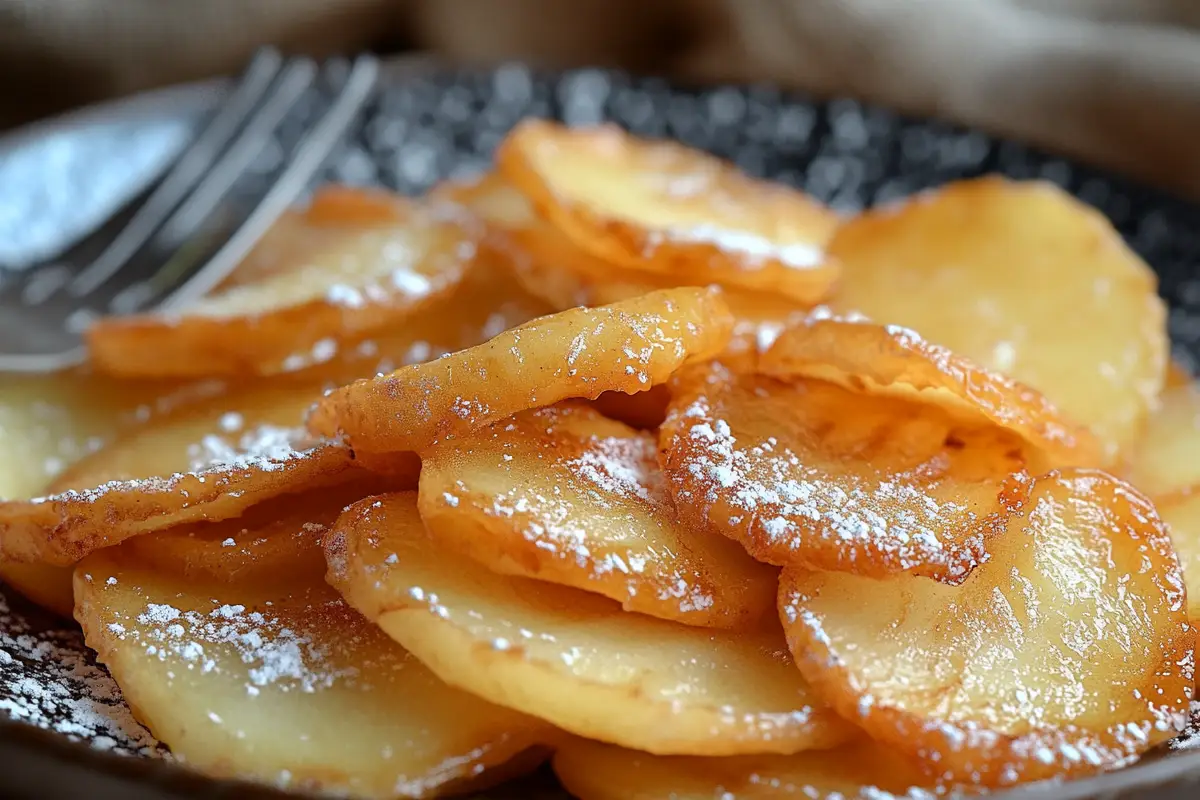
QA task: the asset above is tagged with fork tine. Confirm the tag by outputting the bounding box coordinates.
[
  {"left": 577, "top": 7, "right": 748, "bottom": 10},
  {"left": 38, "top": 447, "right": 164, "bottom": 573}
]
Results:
[
  {"left": 148, "top": 59, "right": 319, "bottom": 254},
  {"left": 73, "top": 58, "right": 318, "bottom": 305},
  {"left": 67, "top": 49, "right": 284, "bottom": 297},
  {"left": 159, "top": 55, "right": 379, "bottom": 311},
  {"left": 0, "top": 54, "right": 379, "bottom": 374}
]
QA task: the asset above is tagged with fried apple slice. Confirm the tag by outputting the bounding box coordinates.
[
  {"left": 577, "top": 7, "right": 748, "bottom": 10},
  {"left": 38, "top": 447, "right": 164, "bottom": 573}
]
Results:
[
  {"left": 219, "top": 186, "right": 412, "bottom": 290},
  {"left": 0, "top": 381, "right": 361, "bottom": 565},
  {"left": 430, "top": 172, "right": 533, "bottom": 231},
  {"left": 502, "top": 226, "right": 800, "bottom": 375},
  {"left": 440, "top": 174, "right": 667, "bottom": 309},
  {"left": 509, "top": 219, "right": 811, "bottom": 365},
  {"left": 508, "top": 223, "right": 665, "bottom": 310},
  {"left": 760, "top": 317, "right": 1103, "bottom": 469},
  {"left": 439, "top": 171, "right": 808, "bottom": 365},
  {"left": 119, "top": 474, "right": 397, "bottom": 586},
  {"left": 0, "top": 371, "right": 219, "bottom": 501},
  {"left": 553, "top": 736, "right": 937, "bottom": 800},
  {"left": 1127, "top": 382, "right": 1200, "bottom": 499},
  {"left": 287, "top": 255, "right": 553, "bottom": 386},
  {"left": 660, "top": 362, "right": 1030, "bottom": 584},
  {"left": 209, "top": 185, "right": 411, "bottom": 294},
  {"left": 0, "top": 371, "right": 218, "bottom": 615},
  {"left": 76, "top": 547, "right": 549, "bottom": 796},
  {"left": 497, "top": 120, "right": 839, "bottom": 304},
  {"left": 1159, "top": 491, "right": 1200, "bottom": 619},
  {"left": 830, "top": 177, "right": 1167, "bottom": 464},
  {"left": 419, "top": 403, "right": 776, "bottom": 629},
  {"left": 327, "top": 492, "right": 855, "bottom": 755},
  {"left": 309, "top": 287, "right": 734, "bottom": 454},
  {"left": 779, "top": 469, "right": 1194, "bottom": 787},
  {"left": 0, "top": 372, "right": 135, "bottom": 614},
  {"left": 86, "top": 188, "right": 478, "bottom": 378}
]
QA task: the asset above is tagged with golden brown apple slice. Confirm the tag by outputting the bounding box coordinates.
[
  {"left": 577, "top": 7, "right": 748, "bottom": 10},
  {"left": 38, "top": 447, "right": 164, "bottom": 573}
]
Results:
[
  {"left": 0, "top": 371, "right": 219, "bottom": 501},
  {"left": 552, "top": 736, "right": 938, "bottom": 800},
  {"left": 659, "top": 362, "right": 1030, "bottom": 584},
  {"left": 0, "top": 381, "right": 365, "bottom": 565},
  {"left": 507, "top": 222, "right": 664, "bottom": 310},
  {"left": 761, "top": 317, "right": 1102, "bottom": 469},
  {"left": 779, "top": 469, "right": 1194, "bottom": 787},
  {"left": 327, "top": 491, "right": 855, "bottom": 756},
  {"left": 282, "top": 255, "right": 553, "bottom": 386},
  {"left": 419, "top": 402, "right": 776, "bottom": 629},
  {"left": 496, "top": 120, "right": 839, "bottom": 304},
  {"left": 434, "top": 171, "right": 667, "bottom": 311},
  {"left": 438, "top": 170, "right": 810, "bottom": 367},
  {"left": 118, "top": 473, "right": 397, "bottom": 586},
  {"left": 1127, "top": 382, "right": 1200, "bottom": 499},
  {"left": 0, "top": 370, "right": 218, "bottom": 615},
  {"left": 86, "top": 187, "right": 478, "bottom": 378},
  {"left": 1159, "top": 491, "right": 1200, "bottom": 619},
  {"left": 308, "top": 287, "right": 734, "bottom": 454},
  {"left": 504, "top": 228, "right": 804, "bottom": 372},
  {"left": 830, "top": 177, "right": 1167, "bottom": 465},
  {"left": 76, "top": 545, "right": 551, "bottom": 798}
]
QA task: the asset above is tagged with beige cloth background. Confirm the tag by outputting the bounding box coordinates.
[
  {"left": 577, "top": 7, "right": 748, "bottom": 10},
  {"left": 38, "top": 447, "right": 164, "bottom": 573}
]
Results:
[{"left": 4, "top": 0, "right": 1200, "bottom": 196}]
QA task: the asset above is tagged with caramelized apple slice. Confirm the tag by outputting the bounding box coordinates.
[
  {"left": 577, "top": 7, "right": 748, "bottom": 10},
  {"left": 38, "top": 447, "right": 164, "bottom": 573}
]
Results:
[
  {"left": 119, "top": 474, "right": 397, "bottom": 586},
  {"left": 0, "top": 371, "right": 218, "bottom": 614},
  {"left": 439, "top": 171, "right": 808, "bottom": 366},
  {"left": 0, "top": 371, "right": 218, "bottom": 501},
  {"left": 1159, "top": 491, "right": 1200, "bottom": 619},
  {"left": 288, "top": 256, "right": 553, "bottom": 386},
  {"left": 327, "top": 492, "right": 855, "bottom": 755},
  {"left": 0, "top": 382, "right": 362, "bottom": 565},
  {"left": 1127, "top": 382, "right": 1200, "bottom": 499},
  {"left": 430, "top": 171, "right": 534, "bottom": 234},
  {"left": 553, "top": 736, "right": 937, "bottom": 800},
  {"left": 507, "top": 221, "right": 664, "bottom": 310},
  {"left": 86, "top": 187, "right": 478, "bottom": 378},
  {"left": 761, "top": 317, "right": 1102, "bottom": 469},
  {"left": 830, "top": 177, "right": 1167, "bottom": 464},
  {"left": 76, "top": 546, "right": 550, "bottom": 797},
  {"left": 497, "top": 120, "right": 839, "bottom": 304},
  {"left": 309, "top": 287, "right": 734, "bottom": 454},
  {"left": 659, "top": 363, "right": 1030, "bottom": 584},
  {"left": 419, "top": 403, "right": 776, "bottom": 629},
  {"left": 779, "top": 469, "right": 1194, "bottom": 786},
  {"left": 511, "top": 220, "right": 812, "bottom": 366},
  {"left": 434, "top": 171, "right": 663, "bottom": 310}
]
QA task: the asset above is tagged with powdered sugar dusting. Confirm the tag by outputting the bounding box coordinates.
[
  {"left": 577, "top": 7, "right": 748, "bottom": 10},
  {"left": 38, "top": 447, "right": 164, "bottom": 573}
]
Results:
[
  {"left": 115, "top": 598, "right": 358, "bottom": 695},
  {"left": 566, "top": 433, "right": 662, "bottom": 505},
  {"left": 185, "top": 424, "right": 321, "bottom": 473},
  {"left": 30, "top": 422, "right": 331, "bottom": 511},
  {"left": 661, "top": 366, "right": 1014, "bottom": 581},
  {"left": 0, "top": 592, "right": 162, "bottom": 756},
  {"left": 655, "top": 225, "right": 825, "bottom": 270},
  {"left": 426, "top": 404, "right": 741, "bottom": 618}
]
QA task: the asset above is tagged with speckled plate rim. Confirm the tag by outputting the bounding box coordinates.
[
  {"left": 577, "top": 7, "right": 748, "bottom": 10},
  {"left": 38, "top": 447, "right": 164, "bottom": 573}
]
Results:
[{"left": 1, "top": 52, "right": 1199, "bottom": 800}]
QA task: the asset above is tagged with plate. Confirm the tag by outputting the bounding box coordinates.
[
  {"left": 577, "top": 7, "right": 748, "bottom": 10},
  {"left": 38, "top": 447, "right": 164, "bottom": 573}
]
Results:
[{"left": 1, "top": 56, "right": 1199, "bottom": 800}]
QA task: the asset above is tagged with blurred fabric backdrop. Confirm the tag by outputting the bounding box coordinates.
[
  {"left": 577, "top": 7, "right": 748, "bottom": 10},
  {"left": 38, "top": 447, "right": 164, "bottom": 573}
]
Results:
[{"left": 3, "top": 0, "right": 1200, "bottom": 196}]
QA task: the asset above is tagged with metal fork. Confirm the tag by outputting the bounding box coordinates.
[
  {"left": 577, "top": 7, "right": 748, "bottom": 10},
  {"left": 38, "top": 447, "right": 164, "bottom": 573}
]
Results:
[{"left": 0, "top": 49, "right": 379, "bottom": 373}]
